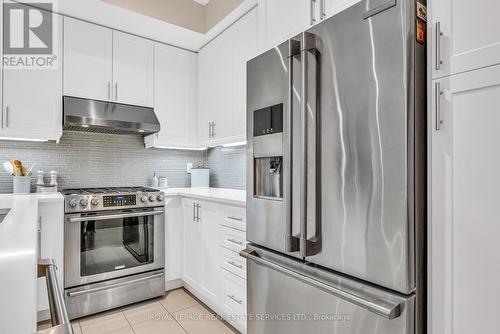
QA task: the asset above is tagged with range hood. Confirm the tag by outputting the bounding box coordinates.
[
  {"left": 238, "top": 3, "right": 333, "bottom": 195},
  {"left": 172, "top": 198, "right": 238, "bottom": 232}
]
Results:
[{"left": 63, "top": 96, "right": 160, "bottom": 135}]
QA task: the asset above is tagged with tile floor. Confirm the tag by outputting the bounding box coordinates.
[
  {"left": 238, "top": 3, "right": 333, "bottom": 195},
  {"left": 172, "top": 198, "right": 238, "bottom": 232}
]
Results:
[{"left": 38, "top": 288, "right": 238, "bottom": 334}]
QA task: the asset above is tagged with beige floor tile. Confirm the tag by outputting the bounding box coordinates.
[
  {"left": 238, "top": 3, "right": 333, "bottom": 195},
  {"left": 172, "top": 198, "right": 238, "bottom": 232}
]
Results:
[
  {"left": 173, "top": 305, "right": 237, "bottom": 334},
  {"left": 72, "top": 321, "right": 83, "bottom": 334},
  {"left": 132, "top": 319, "right": 187, "bottom": 334},
  {"left": 123, "top": 300, "right": 172, "bottom": 325},
  {"left": 159, "top": 288, "right": 199, "bottom": 313},
  {"left": 79, "top": 310, "right": 130, "bottom": 334},
  {"left": 37, "top": 320, "right": 52, "bottom": 331},
  {"left": 105, "top": 327, "right": 134, "bottom": 334}
]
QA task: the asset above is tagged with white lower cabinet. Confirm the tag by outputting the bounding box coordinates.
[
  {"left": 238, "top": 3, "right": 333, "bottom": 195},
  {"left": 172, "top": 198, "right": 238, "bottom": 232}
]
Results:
[
  {"left": 164, "top": 197, "right": 184, "bottom": 289},
  {"left": 180, "top": 197, "right": 247, "bottom": 332},
  {"left": 430, "top": 64, "right": 500, "bottom": 334}
]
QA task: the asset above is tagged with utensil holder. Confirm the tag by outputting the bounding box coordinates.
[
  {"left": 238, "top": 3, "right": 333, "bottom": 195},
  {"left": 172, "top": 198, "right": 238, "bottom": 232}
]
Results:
[{"left": 13, "top": 176, "right": 31, "bottom": 194}]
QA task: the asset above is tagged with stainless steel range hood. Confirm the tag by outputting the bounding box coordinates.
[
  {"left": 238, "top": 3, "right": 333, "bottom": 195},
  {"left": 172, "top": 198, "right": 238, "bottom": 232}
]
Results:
[{"left": 63, "top": 96, "right": 160, "bottom": 135}]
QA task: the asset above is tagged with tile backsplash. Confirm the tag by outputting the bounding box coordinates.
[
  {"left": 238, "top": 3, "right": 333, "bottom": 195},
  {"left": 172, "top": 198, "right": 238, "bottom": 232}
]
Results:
[
  {"left": 0, "top": 132, "right": 247, "bottom": 193},
  {"left": 207, "top": 145, "right": 246, "bottom": 190},
  {"left": 0, "top": 131, "right": 206, "bottom": 193}
]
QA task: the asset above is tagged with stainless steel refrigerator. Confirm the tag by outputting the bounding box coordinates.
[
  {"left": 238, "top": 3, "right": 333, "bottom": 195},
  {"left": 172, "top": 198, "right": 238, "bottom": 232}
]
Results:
[{"left": 241, "top": 0, "right": 427, "bottom": 333}]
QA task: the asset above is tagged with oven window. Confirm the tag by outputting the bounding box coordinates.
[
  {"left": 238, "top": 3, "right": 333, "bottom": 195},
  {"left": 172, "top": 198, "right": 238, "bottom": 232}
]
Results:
[{"left": 80, "top": 214, "right": 154, "bottom": 277}]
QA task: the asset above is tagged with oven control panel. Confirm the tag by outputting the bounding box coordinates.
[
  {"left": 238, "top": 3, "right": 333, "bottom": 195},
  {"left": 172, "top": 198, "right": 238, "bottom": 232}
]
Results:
[{"left": 103, "top": 195, "right": 137, "bottom": 207}]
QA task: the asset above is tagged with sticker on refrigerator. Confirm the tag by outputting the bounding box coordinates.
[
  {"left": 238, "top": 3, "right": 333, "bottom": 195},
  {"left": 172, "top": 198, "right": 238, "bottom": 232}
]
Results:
[
  {"left": 417, "top": 19, "right": 426, "bottom": 45},
  {"left": 416, "top": 2, "right": 427, "bottom": 22}
]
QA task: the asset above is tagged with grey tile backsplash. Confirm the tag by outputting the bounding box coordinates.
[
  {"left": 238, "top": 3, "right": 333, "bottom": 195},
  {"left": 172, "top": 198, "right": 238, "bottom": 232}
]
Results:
[
  {"left": 0, "top": 131, "right": 246, "bottom": 193},
  {"left": 207, "top": 145, "right": 246, "bottom": 190}
]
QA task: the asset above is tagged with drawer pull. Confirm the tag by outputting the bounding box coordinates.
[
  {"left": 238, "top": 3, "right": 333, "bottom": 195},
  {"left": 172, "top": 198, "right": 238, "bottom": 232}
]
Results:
[
  {"left": 227, "top": 238, "right": 243, "bottom": 246},
  {"left": 227, "top": 216, "right": 243, "bottom": 221},
  {"left": 227, "top": 294, "right": 243, "bottom": 305},
  {"left": 227, "top": 260, "right": 243, "bottom": 269}
]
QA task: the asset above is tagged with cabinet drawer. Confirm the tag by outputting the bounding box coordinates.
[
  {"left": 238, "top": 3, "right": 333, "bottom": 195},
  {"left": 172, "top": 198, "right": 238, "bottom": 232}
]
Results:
[
  {"left": 220, "top": 246, "right": 246, "bottom": 279},
  {"left": 220, "top": 225, "right": 247, "bottom": 252},
  {"left": 220, "top": 268, "right": 246, "bottom": 317},
  {"left": 220, "top": 204, "right": 246, "bottom": 232}
]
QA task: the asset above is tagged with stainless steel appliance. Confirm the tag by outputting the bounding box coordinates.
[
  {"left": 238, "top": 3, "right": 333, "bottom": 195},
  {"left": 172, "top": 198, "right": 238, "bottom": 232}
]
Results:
[
  {"left": 62, "top": 187, "right": 165, "bottom": 319},
  {"left": 243, "top": 0, "right": 427, "bottom": 333},
  {"left": 63, "top": 96, "right": 160, "bottom": 135}
]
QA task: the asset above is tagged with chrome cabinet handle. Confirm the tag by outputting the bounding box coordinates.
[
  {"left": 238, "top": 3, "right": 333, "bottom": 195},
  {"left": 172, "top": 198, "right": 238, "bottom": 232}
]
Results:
[
  {"left": 227, "top": 260, "right": 243, "bottom": 269},
  {"left": 310, "top": 0, "right": 317, "bottom": 25},
  {"left": 435, "top": 82, "right": 444, "bottom": 131},
  {"left": 196, "top": 203, "right": 201, "bottom": 222},
  {"left": 5, "top": 106, "right": 9, "bottom": 128},
  {"left": 193, "top": 203, "right": 196, "bottom": 222},
  {"left": 227, "top": 294, "right": 243, "bottom": 305},
  {"left": 67, "top": 272, "right": 164, "bottom": 297},
  {"left": 227, "top": 238, "right": 243, "bottom": 246},
  {"left": 240, "top": 249, "right": 402, "bottom": 319},
  {"left": 69, "top": 209, "right": 164, "bottom": 223},
  {"left": 435, "top": 22, "right": 443, "bottom": 70},
  {"left": 115, "top": 82, "right": 118, "bottom": 101},
  {"left": 212, "top": 121, "right": 216, "bottom": 137},
  {"left": 320, "top": 0, "right": 326, "bottom": 19},
  {"left": 227, "top": 216, "right": 243, "bottom": 222}
]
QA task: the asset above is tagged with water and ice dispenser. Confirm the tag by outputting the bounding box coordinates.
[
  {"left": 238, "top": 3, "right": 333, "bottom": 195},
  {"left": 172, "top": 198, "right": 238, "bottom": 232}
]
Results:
[{"left": 252, "top": 104, "right": 283, "bottom": 200}]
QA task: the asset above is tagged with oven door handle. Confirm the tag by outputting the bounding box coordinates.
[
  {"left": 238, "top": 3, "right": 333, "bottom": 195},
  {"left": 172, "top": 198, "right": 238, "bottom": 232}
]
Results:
[
  {"left": 68, "top": 209, "right": 165, "bottom": 223},
  {"left": 67, "top": 272, "right": 164, "bottom": 297}
]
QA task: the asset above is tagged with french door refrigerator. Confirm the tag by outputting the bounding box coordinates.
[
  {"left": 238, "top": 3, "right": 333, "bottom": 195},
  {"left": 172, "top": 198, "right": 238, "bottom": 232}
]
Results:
[{"left": 242, "top": 0, "right": 427, "bottom": 333}]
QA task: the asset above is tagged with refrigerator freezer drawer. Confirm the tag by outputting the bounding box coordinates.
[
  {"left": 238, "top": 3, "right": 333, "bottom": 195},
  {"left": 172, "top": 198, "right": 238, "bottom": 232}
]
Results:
[{"left": 242, "top": 246, "right": 415, "bottom": 334}]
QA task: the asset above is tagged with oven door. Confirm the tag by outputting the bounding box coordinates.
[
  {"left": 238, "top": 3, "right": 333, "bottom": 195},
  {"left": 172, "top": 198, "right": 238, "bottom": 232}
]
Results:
[{"left": 64, "top": 207, "right": 165, "bottom": 288}]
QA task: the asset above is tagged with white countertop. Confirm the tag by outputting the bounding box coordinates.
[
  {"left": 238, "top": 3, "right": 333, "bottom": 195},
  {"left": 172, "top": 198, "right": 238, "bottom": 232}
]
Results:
[
  {"left": 0, "top": 194, "right": 40, "bottom": 334},
  {"left": 161, "top": 187, "right": 246, "bottom": 206},
  {"left": 0, "top": 192, "right": 64, "bottom": 334}
]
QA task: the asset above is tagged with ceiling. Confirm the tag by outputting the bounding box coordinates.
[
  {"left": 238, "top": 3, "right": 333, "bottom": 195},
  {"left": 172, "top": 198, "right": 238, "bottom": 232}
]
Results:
[
  {"left": 101, "top": 0, "right": 242, "bottom": 34},
  {"left": 54, "top": 0, "right": 253, "bottom": 51}
]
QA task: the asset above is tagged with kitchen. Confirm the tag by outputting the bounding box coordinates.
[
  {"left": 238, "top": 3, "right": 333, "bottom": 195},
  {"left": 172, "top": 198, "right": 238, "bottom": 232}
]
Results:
[{"left": 0, "top": 0, "right": 499, "bottom": 334}]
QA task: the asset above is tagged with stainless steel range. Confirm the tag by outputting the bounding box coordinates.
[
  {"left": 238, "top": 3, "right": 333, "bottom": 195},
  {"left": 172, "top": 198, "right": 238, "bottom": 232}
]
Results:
[{"left": 62, "top": 187, "right": 165, "bottom": 319}]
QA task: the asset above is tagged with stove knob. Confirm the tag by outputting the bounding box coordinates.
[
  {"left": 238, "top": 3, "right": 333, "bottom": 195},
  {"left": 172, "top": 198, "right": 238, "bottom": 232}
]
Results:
[
  {"left": 140, "top": 195, "right": 148, "bottom": 203},
  {"left": 91, "top": 198, "right": 99, "bottom": 206},
  {"left": 80, "top": 199, "right": 89, "bottom": 207},
  {"left": 149, "top": 195, "right": 156, "bottom": 202},
  {"left": 69, "top": 199, "right": 78, "bottom": 208},
  {"left": 157, "top": 194, "right": 164, "bottom": 201}
]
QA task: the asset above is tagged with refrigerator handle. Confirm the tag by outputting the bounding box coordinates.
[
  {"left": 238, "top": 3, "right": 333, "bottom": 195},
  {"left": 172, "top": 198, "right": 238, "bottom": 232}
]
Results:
[
  {"left": 300, "top": 32, "right": 322, "bottom": 258},
  {"left": 285, "top": 39, "right": 301, "bottom": 253},
  {"left": 240, "top": 248, "right": 402, "bottom": 319}
]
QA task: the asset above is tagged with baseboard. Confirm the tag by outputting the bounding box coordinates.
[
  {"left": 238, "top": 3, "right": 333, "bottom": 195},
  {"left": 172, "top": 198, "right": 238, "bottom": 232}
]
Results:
[
  {"left": 165, "top": 279, "right": 184, "bottom": 291},
  {"left": 37, "top": 309, "right": 51, "bottom": 322}
]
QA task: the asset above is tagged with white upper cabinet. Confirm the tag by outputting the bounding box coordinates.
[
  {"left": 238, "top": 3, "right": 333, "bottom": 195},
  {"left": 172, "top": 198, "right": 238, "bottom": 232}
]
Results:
[
  {"left": 231, "top": 8, "right": 258, "bottom": 139},
  {"left": 431, "top": 0, "right": 500, "bottom": 78},
  {"left": 64, "top": 18, "right": 113, "bottom": 101},
  {"left": 112, "top": 31, "right": 154, "bottom": 107},
  {"left": 258, "top": 0, "right": 311, "bottom": 50},
  {"left": 64, "top": 18, "right": 153, "bottom": 107},
  {"left": 321, "top": 0, "right": 360, "bottom": 21},
  {"left": 198, "top": 7, "right": 258, "bottom": 146},
  {"left": 430, "top": 64, "right": 500, "bottom": 334},
  {"left": 145, "top": 43, "right": 196, "bottom": 148},
  {"left": 1, "top": 13, "right": 63, "bottom": 141}
]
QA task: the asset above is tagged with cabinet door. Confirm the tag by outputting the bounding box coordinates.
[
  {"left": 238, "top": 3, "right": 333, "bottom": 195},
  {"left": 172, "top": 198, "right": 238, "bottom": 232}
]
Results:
[
  {"left": 321, "top": 0, "right": 359, "bottom": 21},
  {"left": 231, "top": 7, "right": 258, "bottom": 140},
  {"left": 63, "top": 18, "right": 112, "bottom": 101},
  {"left": 165, "top": 197, "right": 183, "bottom": 283},
  {"left": 430, "top": 65, "right": 500, "bottom": 334},
  {"left": 1, "top": 15, "right": 63, "bottom": 141},
  {"left": 431, "top": 0, "right": 500, "bottom": 78},
  {"left": 112, "top": 31, "right": 154, "bottom": 107},
  {"left": 152, "top": 43, "right": 195, "bottom": 146},
  {"left": 198, "top": 30, "right": 233, "bottom": 143},
  {"left": 198, "top": 200, "right": 221, "bottom": 306},
  {"left": 258, "top": 0, "right": 311, "bottom": 50},
  {"left": 182, "top": 199, "right": 200, "bottom": 288}
]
